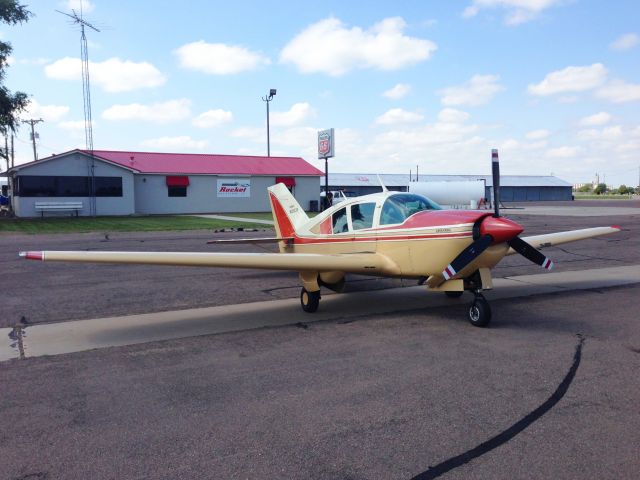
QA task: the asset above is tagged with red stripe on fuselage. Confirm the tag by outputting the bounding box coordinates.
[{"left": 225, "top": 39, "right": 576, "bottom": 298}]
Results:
[{"left": 292, "top": 231, "right": 472, "bottom": 245}]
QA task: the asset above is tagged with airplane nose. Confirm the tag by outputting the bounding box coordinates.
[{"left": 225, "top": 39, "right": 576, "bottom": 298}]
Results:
[{"left": 479, "top": 216, "right": 524, "bottom": 244}]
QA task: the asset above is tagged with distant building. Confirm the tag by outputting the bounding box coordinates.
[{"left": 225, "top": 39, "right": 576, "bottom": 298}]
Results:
[
  {"left": 328, "top": 173, "right": 573, "bottom": 202},
  {"left": 5, "top": 149, "right": 323, "bottom": 217}
]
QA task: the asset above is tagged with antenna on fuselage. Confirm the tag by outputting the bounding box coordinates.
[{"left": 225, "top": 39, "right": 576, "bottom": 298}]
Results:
[{"left": 377, "top": 174, "right": 389, "bottom": 192}]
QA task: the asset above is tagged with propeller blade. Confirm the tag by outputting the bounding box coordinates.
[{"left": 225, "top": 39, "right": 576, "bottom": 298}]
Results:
[
  {"left": 491, "top": 148, "right": 500, "bottom": 218},
  {"left": 508, "top": 236, "right": 554, "bottom": 270},
  {"left": 442, "top": 234, "right": 493, "bottom": 280}
]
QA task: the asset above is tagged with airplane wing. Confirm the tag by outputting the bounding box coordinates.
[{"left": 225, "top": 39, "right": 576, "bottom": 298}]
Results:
[
  {"left": 19, "top": 250, "right": 401, "bottom": 276},
  {"left": 508, "top": 226, "right": 621, "bottom": 255}
]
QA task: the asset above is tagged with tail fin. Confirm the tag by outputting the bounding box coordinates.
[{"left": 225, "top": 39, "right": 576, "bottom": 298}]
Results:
[{"left": 267, "top": 183, "right": 310, "bottom": 240}]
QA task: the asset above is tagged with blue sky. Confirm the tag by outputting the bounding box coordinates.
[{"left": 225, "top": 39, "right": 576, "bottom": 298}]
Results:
[{"left": 4, "top": 0, "right": 640, "bottom": 186}]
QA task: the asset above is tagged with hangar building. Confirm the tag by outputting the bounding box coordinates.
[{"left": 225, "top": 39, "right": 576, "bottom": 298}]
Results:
[
  {"left": 6, "top": 149, "right": 323, "bottom": 217},
  {"left": 328, "top": 173, "right": 573, "bottom": 201}
]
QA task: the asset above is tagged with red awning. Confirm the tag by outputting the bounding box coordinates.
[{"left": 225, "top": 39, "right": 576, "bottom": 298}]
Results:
[
  {"left": 276, "top": 176, "right": 296, "bottom": 187},
  {"left": 166, "top": 176, "right": 190, "bottom": 186}
]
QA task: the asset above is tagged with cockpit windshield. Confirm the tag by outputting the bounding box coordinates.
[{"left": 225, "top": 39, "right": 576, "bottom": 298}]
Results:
[{"left": 380, "top": 193, "right": 442, "bottom": 225}]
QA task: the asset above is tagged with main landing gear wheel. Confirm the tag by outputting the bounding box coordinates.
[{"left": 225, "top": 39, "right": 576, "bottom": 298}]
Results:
[
  {"left": 300, "top": 288, "right": 320, "bottom": 313},
  {"left": 445, "top": 290, "right": 464, "bottom": 298},
  {"left": 468, "top": 294, "right": 491, "bottom": 327}
]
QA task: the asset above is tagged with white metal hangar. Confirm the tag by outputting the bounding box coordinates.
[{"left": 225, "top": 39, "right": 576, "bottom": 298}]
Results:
[
  {"left": 5, "top": 149, "right": 324, "bottom": 217},
  {"left": 327, "top": 173, "right": 573, "bottom": 201}
]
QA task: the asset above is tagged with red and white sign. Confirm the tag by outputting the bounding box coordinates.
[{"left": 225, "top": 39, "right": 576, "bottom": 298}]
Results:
[
  {"left": 217, "top": 179, "right": 251, "bottom": 197},
  {"left": 318, "top": 128, "right": 335, "bottom": 159}
]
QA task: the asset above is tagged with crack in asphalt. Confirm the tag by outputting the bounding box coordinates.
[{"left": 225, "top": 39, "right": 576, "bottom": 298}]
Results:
[{"left": 410, "top": 334, "right": 585, "bottom": 480}]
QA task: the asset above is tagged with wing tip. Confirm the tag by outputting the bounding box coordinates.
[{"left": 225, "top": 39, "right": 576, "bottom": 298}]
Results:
[
  {"left": 611, "top": 225, "right": 622, "bottom": 230},
  {"left": 19, "top": 251, "right": 43, "bottom": 261}
]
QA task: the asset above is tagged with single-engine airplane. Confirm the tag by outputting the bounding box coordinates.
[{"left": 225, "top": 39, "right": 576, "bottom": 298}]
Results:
[{"left": 20, "top": 150, "right": 620, "bottom": 327}]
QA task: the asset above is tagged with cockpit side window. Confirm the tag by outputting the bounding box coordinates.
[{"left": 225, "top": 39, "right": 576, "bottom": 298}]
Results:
[
  {"left": 350, "top": 202, "right": 376, "bottom": 230},
  {"left": 380, "top": 194, "right": 442, "bottom": 225},
  {"left": 332, "top": 207, "right": 349, "bottom": 233}
]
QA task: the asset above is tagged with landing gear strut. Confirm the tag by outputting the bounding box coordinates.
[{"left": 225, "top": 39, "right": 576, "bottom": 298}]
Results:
[
  {"left": 300, "top": 288, "right": 320, "bottom": 313},
  {"left": 467, "top": 291, "right": 491, "bottom": 327}
]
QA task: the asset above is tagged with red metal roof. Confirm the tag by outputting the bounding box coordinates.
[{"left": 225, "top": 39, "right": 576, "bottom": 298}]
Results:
[{"left": 80, "top": 150, "right": 324, "bottom": 176}]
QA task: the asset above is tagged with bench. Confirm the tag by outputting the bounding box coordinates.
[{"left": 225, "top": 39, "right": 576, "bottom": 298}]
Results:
[{"left": 35, "top": 201, "right": 83, "bottom": 217}]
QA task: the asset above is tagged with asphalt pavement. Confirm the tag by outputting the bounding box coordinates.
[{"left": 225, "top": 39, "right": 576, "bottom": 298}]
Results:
[{"left": 0, "top": 200, "right": 639, "bottom": 479}]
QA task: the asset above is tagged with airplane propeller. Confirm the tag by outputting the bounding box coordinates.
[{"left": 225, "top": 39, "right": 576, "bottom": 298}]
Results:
[{"left": 437, "top": 149, "right": 554, "bottom": 283}]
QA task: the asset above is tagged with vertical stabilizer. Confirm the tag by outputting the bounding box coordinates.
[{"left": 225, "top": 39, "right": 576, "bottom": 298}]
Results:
[{"left": 267, "top": 183, "right": 310, "bottom": 241}]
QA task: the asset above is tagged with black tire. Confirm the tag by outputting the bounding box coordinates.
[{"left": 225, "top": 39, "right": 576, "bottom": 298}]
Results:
[
  {"left": 445, "top": 290, "right": 464, "bottom": 298},
  {"left": 300, "top": 288, "right": 320, "bottom": 313},
  {"left": 468, "top": 297, "right": 491, "bottom": 327}
]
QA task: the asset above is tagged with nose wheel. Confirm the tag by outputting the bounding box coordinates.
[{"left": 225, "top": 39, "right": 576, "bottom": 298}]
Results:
[
  {"left": 468, "top": 292, "right": 491, "bottom": 327},
  {"left": 300, "top": 288, "right": 321, "bottom": 313}
]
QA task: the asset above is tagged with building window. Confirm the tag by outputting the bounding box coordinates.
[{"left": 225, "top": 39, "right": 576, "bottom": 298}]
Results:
[
  {"left": 166, "top": 176, "right": 189, "bottom": 197},
  {"left": 168, "top": 186, "right": 187, "bottom": 197},
  {"left": 95, "top": 177, "right": 123, "bottom": 197},
  {"left": 16, "top": 175, "right": 123, "bottom": 197}
]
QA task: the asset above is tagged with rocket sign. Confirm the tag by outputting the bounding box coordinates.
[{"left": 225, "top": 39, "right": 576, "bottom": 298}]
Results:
[{"left": 318, "top": 128, "right": 335, "bottom": 159}]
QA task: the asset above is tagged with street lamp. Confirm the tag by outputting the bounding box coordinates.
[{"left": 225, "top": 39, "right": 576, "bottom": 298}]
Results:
[{"left": 262, "top": 88, "right": 277, "bottom": 156}]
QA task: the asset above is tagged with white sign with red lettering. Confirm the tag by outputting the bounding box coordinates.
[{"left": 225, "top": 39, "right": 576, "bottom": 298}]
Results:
[{"left": 217, "top": 179, "right": 251, "bottom": 197}]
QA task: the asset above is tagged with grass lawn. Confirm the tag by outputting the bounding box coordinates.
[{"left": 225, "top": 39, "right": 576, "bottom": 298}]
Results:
[
  {"left": 0, "top": 215, "right": 275, "bottom": 235},
  {"left": 573, "top": 194, "right": 636, "bottom": 200}
]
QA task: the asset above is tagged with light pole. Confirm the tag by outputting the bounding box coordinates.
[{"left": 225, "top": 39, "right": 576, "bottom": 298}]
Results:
[{"left": 262, "top": 88, "right": 276, "bottom": 156}]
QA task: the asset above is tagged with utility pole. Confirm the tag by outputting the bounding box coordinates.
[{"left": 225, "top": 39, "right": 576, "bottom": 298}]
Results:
[
  {"left": 2, "top": 134, "right": 7, "bottom": 171},
  {"left": 22, "top": 118, "right": 44, "bottom": 161}
]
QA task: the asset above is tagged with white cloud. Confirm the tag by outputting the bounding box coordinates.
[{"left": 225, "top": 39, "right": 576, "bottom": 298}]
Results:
[
  {"left": 175, "top": 41, "right": 270, "bottom": 74},
  {"left": 462, "top": 0, "right": 564, "bottom": 25},
  {"left": 270, "top": 102, "right": 316, "bottom": 127},
  {"left": 437, "top": 108, "right": 470, "bottom": 123},
  {"left": 578, "top": 125, "right": 624, "bottom": 142},
  {"left": 280, "top": 17, "right": 437, "bottom": 76},
  {"left": 65, "top": 0, "right": 95, "bottom": 13},
  {"left": 140, "top": 136, "right": 209, "bottom": 151},
  {"left": 383, "top": 83, "right": 411, "bottom": 99},
  {"left": 439, "top": 74, "right": 504, "bottom": 106},
  {"left": 102, "top": 99, "right": 191, "bottom": 124},
  {"left": 192, "top": 109, "right": 233, "bottom": 128},
  {"left": 579, "top": 112, "right": 612, "bottom": 126},
  {"left": 610, "top": 33, "right": 639, "bottom": 51},
  {"left": 525, "top": 129, "right": 550, "bottom": 140},
  {"left": 546, "top": 146, "right": 582, "bottom": 158},
  {"left": 45, "top": 57, "right": 166, "bottom": 92},
  {"left": 595, "top": 80, "right": 640, "bottom": 103},
  {"left": 22, "top": 99, "right": 69, "bottom": 122},
  {"left": 375, "top": 108, "right": 424, "bottom": 125},
  {"left": 528, "top": 63, "right": 608, "bottom": 96}
]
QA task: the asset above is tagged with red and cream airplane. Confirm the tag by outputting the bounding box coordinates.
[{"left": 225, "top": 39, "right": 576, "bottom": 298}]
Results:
[{"left": 20, "top": 150, "right": 620, "bottom": 327}]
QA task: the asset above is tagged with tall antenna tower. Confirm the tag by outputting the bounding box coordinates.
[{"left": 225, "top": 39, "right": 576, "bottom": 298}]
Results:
[{"left": 57, "top": 4, "right": 100, "bottom": 215}]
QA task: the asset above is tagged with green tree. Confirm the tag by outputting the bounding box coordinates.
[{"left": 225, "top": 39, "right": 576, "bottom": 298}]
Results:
[
  {"left": 593, "top": 183, "right": 607, "bottom": 195},
  {"left": 618, "top": 185, "right": 629, "bottom": 195},
  {"left": 577, "top": 184, "right": 592, "bottom": 193},
  {"left": 0, "top": 1, "right": 32, "bottom": 136}
]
